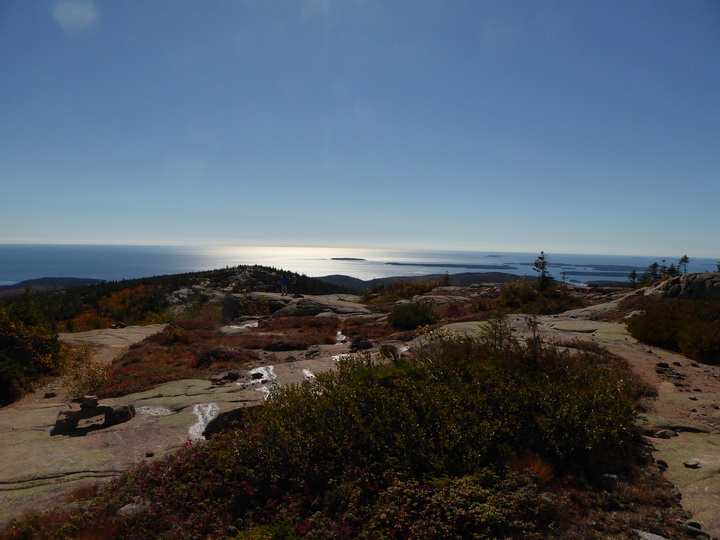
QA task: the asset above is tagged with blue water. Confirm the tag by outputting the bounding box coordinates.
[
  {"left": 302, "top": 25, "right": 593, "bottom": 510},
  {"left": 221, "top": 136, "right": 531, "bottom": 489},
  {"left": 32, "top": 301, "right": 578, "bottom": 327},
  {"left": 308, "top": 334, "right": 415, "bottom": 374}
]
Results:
[{"left": 0, "top": 244, "right": 717, "bottom": 287}]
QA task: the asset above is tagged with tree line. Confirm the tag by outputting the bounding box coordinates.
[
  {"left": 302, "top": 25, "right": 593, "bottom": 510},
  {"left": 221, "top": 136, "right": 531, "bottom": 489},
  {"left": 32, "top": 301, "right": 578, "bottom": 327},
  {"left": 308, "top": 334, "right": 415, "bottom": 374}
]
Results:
[{"left": 627, "top": 254, "right": 694, "bottom": 288}]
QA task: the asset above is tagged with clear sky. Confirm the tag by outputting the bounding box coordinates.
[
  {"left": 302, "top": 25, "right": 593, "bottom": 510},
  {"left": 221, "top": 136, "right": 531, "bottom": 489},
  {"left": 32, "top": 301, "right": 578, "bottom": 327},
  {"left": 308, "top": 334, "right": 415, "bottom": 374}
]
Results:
[{"left": 1, "top": 0, "right": 718, "bottom": 258}]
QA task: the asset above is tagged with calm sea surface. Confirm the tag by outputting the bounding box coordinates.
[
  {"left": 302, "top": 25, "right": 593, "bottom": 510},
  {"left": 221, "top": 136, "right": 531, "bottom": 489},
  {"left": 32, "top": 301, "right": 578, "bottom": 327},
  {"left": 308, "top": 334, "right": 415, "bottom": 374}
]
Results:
[{"left": 0, "top": 244, "right": 717, "bottom": 287}]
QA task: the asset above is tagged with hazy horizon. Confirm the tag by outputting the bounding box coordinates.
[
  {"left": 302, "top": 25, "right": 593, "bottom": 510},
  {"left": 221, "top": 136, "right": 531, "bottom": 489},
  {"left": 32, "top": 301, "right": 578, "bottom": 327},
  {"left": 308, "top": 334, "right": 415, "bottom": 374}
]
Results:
[{"left": 0, "top": 240, "right": 717, "bottom": 261}]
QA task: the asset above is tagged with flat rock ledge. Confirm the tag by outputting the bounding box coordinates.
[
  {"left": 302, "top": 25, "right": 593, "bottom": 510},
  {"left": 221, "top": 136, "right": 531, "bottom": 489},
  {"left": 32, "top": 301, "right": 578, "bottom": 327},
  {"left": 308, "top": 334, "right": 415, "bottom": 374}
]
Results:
[{"left": 227, "top": 292, "right": 371, "bottom": 317}]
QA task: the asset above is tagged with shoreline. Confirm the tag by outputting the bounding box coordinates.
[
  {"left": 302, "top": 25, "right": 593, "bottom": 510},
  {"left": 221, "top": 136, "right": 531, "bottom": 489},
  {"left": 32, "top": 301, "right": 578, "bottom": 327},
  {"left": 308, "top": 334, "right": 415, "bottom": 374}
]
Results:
[{"left": 2, "top": 244, "right": 716, "bottom": 288}]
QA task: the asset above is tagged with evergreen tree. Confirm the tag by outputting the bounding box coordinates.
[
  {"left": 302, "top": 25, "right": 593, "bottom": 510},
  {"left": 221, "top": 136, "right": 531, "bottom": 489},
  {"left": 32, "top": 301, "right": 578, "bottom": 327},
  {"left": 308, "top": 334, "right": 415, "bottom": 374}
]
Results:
[
  {"left": 628, "top": 269, "right": 639, "bottom": 288},
  {"left": 647, "top": 262, "right": 660, "bottom": 282},
  {"left": 533, "top": 251, "right": 554, "bottom": 293},
  {"left": 678, "top": 255, "right": 690, "bottom": 275}
]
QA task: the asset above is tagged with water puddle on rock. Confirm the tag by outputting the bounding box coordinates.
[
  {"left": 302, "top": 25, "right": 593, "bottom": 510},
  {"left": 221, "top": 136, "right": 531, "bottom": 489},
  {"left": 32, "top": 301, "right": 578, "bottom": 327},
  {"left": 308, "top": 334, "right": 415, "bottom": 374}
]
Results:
[
  {"left": 189, "top": 403, "right": 219, "bottom": 440},
  {"left": 248, "top": 366, "right": 276, "bottom": 383},
  {"left": 135, "top": 405, "right": 173, "bottom": 416},
  {"left": 233, "top": 321, "right": 258, "bottom": 329},
  {"left": 247, "top": 366, "right": 277, "bottom": 399}
]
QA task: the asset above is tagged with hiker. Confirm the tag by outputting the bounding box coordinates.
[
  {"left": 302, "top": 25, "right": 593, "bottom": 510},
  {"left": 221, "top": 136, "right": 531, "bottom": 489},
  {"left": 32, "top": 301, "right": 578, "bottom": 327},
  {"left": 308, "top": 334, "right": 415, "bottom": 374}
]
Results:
[
  {"left": 291, "top": 276, "right": 299, "bottom": 297},
  {"left": 280, "top": 275, "right": 289, "bottom": 296}
]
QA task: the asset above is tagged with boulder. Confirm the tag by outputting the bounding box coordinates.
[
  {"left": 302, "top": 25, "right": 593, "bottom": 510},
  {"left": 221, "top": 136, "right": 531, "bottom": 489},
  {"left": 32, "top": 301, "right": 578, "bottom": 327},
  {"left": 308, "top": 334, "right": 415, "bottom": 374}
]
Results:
[
  {"left": 352, "top": 337, "right": 373, "bottom": 350},
  {"left": 412, "top": 294, "right": 470, "bottom": 307},
  {"left": 51, "top": 404, "right": 135, "bottom": 435},
  {"left": 275, "top": 298, "right": 333, "bottom": 317},
  {"left": 645, "top": 273, "right": 720, "bottom": 301},
  {"left": 79, "top": 395, "right": 99, "bottom": 409},
  {"left": 104, "top": 405, "right": 136, "bottom": 427},
  {"left": 203, "top": 406, "right": 254, "bottom": 439},
  {"left": 247, "top": 292, "right": 290, "bottom": 312},
  {"left": 117, "top": 502, "right": 149, "bottom": 517},
  {"left": 225, "top": 292, "right": 371, "bottom": 317},
  {"left": 210, "top": 371, "right": 241, "bottom": 384}
]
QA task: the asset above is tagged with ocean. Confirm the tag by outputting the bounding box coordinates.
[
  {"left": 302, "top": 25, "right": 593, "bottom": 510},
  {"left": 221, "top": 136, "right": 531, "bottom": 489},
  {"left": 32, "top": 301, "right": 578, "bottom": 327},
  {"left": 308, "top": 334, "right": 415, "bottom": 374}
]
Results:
[{"left": 0, "top": 244, "right": 717, "bottom": 287}]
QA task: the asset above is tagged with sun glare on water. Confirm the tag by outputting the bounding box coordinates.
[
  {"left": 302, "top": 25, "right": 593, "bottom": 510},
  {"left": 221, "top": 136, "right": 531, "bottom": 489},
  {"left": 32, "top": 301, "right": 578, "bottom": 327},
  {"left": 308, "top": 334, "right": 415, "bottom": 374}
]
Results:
[{"left": 194, "top": 245, "right": 387, "bottom": 277}]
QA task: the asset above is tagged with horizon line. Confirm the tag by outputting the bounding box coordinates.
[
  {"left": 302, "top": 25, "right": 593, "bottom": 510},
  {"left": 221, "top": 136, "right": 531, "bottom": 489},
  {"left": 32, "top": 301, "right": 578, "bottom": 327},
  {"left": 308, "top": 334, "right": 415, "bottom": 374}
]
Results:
[{"left": 0, "top": 240, "right": 717, "bottom": 261}]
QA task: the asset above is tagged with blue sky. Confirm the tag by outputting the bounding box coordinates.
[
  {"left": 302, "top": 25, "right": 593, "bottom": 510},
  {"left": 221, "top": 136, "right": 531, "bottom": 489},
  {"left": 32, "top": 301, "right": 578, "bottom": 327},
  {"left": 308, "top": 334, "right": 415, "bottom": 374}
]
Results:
[{"left": 1, "top": 0, "right": 718, "bottom": 258}]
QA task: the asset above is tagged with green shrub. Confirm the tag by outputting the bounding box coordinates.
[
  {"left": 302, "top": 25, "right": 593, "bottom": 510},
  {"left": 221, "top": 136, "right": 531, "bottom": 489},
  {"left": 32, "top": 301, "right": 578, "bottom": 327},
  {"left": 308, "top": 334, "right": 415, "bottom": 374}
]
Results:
[
  {"left": 0, "top": 306, "right": 62, "bottom": 405},
  {"left": 499, "top": 276, "right": 585, "bottom": 315},
  {"left": 379, "top": 344, "right": 400, "bottom": 364},
  {"left": 66, "top": 344, "right": 110, "bottom": 398},
  {"left": 355, "top": 470, "right": 560, "bottom": 539},
  {"left": 362, "top": 279, "right": 444, "bottom": 302},
  {"left": 163, "top": 324, "right": 186, "bottom": 344},
  {"left": 387, "top": 302, "right": 438, "bottom": 330},
  {"left": 677, "top": 320, "right": 720, "bottom": 363},
  {"left": 469, "top": 297, "right": 492, "bottom": 312},
  {"left": 192, "top": 347, "right": 254, "bottom": 368},
  {"left": 500, "top": 278, "right": 538, "bottom": 308},
  {"left": 627, "top": 300, "right": 720, "bottom": 363}
]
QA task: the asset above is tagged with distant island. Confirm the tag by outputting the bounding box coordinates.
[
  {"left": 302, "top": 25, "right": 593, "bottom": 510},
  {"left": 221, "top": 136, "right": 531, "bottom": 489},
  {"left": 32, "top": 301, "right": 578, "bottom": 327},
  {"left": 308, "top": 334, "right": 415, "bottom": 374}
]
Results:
[
  {"left": 385, "top": 262, "right": 518, "bottom": 270},
  {"left": 317, "top": 271, "right": 528, "bottom": 291},
  {"left": 330, "top": 257, "right": 366, "bottom": 261},
  {"left": 0, "top": 277, "right": 105, "bottom": 297}
]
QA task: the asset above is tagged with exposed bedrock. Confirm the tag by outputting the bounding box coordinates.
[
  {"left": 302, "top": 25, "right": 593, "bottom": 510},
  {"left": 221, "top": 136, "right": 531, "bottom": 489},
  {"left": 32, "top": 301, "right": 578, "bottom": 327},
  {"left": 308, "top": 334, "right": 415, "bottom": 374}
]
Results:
[{"left": 646, "top": 272, "right": 720, "bottom": 301}]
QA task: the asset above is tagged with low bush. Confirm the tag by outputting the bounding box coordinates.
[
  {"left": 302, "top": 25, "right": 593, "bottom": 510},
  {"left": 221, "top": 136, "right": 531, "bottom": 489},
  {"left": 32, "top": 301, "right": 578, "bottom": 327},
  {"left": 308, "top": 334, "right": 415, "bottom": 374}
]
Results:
[
  {"left": 362, "top": 279, "right": 446, "bottom": 303},
  {"left": 264, "top": 315, "right": 339, "bottom": 332},
  {"left": 0, "top": 306, "right": 63, "bottom": 405},
  {"left": 162, "top": 324, "right": 186, "bottom": 344},
  {"left": 499, "top": 278, "right": 585, "bottom": 314},
  {"left": 191, "top": 347, "right": 257, "bottom": 368},
  {"left": 627, "top": 300, "right": 720, "bottom": 363},
  {"left": 341, "top": 318, "right": 394, "bottom": 341},
  {"left": 617, "top": 295, "right": 669, "bottom": 312},
  {"left": 65, "top": 344, "right": 110, "bottom": 398},
  {"left": 387, "top": 302, "right": 439, "bottom": 330},
  {"left": 224, "top": 295, "right": 271, "bottom": 319},
  {"left": 500, "top": 278, "right": 538, "bottom": 308},
  {"left": 469, "top": 297, "right": 494, "bottom": 313},
  {"left": 439, "top": 300, "right": 467, "bottom": 319},
  {"left": 235, "top": 331, "right": 335, "bottom": 351}
]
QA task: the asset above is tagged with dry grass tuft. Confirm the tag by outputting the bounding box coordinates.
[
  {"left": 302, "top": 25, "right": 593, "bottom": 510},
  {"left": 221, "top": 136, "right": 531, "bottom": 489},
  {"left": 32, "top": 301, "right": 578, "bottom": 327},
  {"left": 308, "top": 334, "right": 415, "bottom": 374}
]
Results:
[
  {"left": 63, "top": 483, "right": 101, "bottom": 504},
  {"left": 507, "top": 451, "right": 554, "bottom": 486}
]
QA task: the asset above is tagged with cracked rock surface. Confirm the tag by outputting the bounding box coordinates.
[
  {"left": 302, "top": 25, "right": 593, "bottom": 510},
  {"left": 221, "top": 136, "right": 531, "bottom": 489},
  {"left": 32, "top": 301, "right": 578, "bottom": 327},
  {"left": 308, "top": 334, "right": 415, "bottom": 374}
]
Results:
[{"left": 0, "top": 321, "right": 354, "bottom": 525}]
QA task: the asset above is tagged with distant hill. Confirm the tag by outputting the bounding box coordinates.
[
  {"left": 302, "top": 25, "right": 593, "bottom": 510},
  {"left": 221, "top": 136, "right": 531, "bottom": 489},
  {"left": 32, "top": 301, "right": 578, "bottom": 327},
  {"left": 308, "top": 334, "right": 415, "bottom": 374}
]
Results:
[
  {"left": 0, "top": 277, "right": 106, "bottom": 296},
  {"left": 316, "top": 272, "right": 529, "bottom": 292}
]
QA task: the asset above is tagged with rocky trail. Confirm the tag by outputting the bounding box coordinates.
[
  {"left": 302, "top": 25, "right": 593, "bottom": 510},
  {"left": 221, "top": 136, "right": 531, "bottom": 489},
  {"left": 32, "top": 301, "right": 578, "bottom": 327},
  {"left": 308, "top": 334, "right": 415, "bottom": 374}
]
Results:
[{"left": 1, "top": 291, "right": 718, "bottom": 537}]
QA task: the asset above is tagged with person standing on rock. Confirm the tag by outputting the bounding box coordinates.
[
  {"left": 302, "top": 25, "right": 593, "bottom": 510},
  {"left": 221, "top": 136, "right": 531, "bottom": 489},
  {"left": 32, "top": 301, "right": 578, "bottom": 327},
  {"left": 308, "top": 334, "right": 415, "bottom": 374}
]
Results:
[
  {"left": 280, "top": 275, "right": 289, "bottom": 296},
  {"left": 292, "top": 276, "right": 299, "bottom": 297}
]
